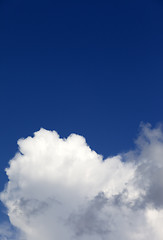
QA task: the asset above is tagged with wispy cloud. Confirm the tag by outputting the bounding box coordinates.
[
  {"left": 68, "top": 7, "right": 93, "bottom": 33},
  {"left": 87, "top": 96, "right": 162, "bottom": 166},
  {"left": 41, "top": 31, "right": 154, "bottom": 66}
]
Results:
[
  {"left": 0, "top": 222, "right": 22, "bottom": 240},
  {"left": 1, "top": 123, "right": 163, "bottom": 240}
]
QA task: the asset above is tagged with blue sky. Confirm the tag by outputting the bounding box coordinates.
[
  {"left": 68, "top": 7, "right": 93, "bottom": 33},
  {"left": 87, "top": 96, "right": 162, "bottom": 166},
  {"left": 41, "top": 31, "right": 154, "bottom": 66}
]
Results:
[{"left": 0, "top": 0, "right": 163, "bottom": 232}]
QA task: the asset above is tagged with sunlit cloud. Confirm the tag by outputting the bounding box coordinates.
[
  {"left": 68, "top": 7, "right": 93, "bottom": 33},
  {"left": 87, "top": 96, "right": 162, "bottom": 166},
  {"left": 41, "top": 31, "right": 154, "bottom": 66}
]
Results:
[{"left": 1, "top": 123, "right": 163, "bottom": 240}]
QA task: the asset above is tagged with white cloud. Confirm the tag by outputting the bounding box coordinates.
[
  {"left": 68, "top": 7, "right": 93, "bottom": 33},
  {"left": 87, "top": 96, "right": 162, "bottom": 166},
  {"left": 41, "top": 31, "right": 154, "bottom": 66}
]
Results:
[{"left": 1, "top": 123, "right": 163, "bottom": 240}]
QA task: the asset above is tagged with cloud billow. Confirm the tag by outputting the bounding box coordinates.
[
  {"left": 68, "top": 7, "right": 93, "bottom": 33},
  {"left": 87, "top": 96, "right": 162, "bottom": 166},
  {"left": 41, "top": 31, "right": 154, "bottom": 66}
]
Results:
[{"left": 1, "top": 123, "right": 163, "bottom": 240}]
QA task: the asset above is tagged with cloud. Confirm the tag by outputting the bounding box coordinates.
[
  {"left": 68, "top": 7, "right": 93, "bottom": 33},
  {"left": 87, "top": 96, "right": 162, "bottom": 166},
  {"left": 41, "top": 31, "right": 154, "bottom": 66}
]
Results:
[
  {"left": 1, "top": 123, "right": 163, "bottom": 240},
  {"left": 0, "top": 222, "right": 21, "bottom": 240}
]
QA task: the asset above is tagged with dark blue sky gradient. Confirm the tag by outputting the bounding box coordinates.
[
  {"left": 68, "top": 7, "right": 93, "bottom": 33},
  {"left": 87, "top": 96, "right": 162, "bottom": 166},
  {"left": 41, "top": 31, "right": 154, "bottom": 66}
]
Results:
[{"left": 0, "top": 0, "right": 163, "bottom": 196}]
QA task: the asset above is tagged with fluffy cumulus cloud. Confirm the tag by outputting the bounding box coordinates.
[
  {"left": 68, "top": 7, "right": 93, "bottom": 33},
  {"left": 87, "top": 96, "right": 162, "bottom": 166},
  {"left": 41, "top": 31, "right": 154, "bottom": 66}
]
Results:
[{"left": 1, "top": 123, "right": 163, "bottom": 240}]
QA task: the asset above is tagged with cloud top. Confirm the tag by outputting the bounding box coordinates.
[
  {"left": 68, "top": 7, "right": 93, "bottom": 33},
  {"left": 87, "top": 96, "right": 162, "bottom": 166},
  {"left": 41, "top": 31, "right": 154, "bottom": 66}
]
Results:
[{"left": 1, "top": 124, "right": 163, "bottom": 240}]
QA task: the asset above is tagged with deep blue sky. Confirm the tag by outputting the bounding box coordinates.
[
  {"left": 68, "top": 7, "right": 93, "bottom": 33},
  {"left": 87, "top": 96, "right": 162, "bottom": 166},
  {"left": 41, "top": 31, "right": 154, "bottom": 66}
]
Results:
[{"left": 0, "top": 0, "right": 163, "bottom": 198}]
